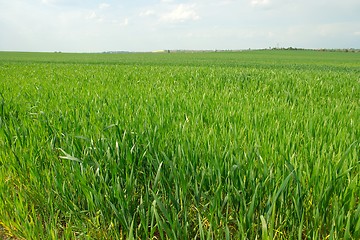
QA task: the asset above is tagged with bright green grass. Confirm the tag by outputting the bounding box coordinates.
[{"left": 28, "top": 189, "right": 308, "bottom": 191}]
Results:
[{"left": 0, "top": 50, "right": 359, "bottom": 239}]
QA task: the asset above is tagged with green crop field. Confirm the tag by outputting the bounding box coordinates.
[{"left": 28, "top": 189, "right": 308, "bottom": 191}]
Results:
[{"left": 0, "top": 50, "right": 359, "bottom": 239}]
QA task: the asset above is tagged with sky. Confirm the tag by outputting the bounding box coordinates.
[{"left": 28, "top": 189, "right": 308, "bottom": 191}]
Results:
[{"left": 0, "top": 0, "right": 359, "bottom": 52}]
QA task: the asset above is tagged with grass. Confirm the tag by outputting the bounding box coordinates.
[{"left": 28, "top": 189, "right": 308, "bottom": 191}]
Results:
[{"left": 0, "top": 50, "right": 359, "bottom": 239}]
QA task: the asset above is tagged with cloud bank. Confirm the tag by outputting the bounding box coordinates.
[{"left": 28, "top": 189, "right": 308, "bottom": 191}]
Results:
[{"left": 0, "top": 0, "right": 359, "bottom": 52}]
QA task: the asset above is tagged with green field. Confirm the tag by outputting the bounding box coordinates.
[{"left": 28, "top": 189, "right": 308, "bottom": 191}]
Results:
[{"left": 0, "top": 50, "right": 359, "bottom": 239}]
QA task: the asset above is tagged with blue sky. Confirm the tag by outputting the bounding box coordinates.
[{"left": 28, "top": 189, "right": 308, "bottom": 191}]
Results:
[{"left": 0, "top": 0, "right": 359, "bottom": 52}]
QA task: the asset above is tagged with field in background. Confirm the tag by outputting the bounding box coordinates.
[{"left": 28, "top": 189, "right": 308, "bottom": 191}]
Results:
[{"left": 0, "top": 50, "right": 359, "bottom": 239}]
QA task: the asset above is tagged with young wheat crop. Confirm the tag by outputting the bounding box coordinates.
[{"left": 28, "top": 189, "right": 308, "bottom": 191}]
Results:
[{"left": 0, "top": 50, "right": 359, "bottom": 239}]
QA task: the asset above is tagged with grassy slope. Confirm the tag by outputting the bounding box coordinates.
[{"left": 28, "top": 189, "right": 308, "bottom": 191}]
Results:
[{"left": 0, "top": 50, "right": 359, "bottom": 239}]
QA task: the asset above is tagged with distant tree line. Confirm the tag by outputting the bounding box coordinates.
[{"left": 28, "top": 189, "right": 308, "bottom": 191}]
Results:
[{"left": 269, "top": 47, "right": 359, "bottom": 52}]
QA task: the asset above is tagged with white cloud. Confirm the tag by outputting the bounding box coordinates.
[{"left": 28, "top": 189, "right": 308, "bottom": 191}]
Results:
[
  {"left": 160, "top": 4, "right": 200, "bottom": 23},
  {"left": 85, "top": 11, "right": 103, "bottom": 22},
  {"left": 251, "top": 0, "right": 270, "bottom": 6},
  {"left": 0, "top": 0, "right": 359, "bottom": 52},
  {"left": 41, "top": 0, "right": 57, "bottom": 4},
  {"left": 99, "top": 3, "right": 110, "bottom": 10},
  {"left": 119, "top": 18, "right": 129, "bottom": 27},
  {"left": 217, "top": 0, "right": 236, "bottom": 6},
  {"left": 86, "top": 11, "right": 97, "bottom": 19},
  {"left": 139, "top": 10, "right": 155, "bottom": 17}
]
